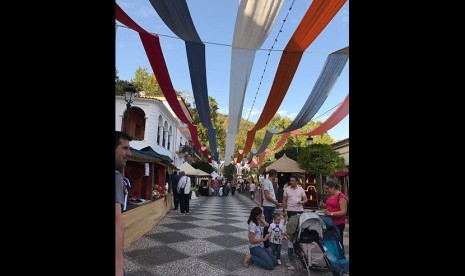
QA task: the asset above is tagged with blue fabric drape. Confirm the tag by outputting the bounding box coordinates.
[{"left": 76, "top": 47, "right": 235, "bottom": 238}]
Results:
[
  {"left": 185, "top": 42, "right": 213, "bottom": 129},
  {"left": 150, "top": 0, "right": 218, "bottom": 160},
  {"left": 149, "top": 0, "right": 201, "bottom": 42}
]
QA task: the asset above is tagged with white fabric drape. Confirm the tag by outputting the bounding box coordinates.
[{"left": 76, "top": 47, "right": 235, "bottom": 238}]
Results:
[{"left": 224, "top": 0, "right": 284, "bottom": 164}]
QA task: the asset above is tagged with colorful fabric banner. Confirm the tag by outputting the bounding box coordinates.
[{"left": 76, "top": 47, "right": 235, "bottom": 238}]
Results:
[
  {"left": 115, "top": 3, "right": 205, "bottom": 154},
  {"left": 224, "top": 0, "right": 285, "bottom": 164},
  {"left": 251, "top": 46, "right": 348, "bottom": 159},
  {"left": 273, "top": 47, "right": 348, "bottom": 134},
  {"left": 294, "top": 94, "right": 349, "bottom": 136},
  {"left": 239, "top": 0, "right": 346, "bottom": 158},
  {"left": 149, "top": 0, "right": 219, "bottom": 162},
  {"left": 254, "top": 93, "right": 348, "bottom": 163}
]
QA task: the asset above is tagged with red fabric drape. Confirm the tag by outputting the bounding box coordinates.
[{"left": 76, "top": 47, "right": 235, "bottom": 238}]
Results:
[
  {"left": 254, "top": 94, "right": 347, "bottom": 161},
  {"left": 287, "top": 95, "right": 349, "bottom": 137},
  {"left": 257, "top": 148, "right": 271, "bottom": 166},
  {"left": 305, "top": 94, "right": 349, "bottom": 136},
  {"left": 236, "top": 153, "right": 243, "bottom": 164},
  {"left": 239, "top": 0, "right": 346, "bottom": 157},
  {"left": 272, "top": 133, "right": 291, "bottom": 151},
  {"left": 116, "top": 4, "right": 206, "bottom": 154}
]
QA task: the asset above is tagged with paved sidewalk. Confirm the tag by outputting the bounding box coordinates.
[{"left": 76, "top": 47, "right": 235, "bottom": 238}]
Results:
[{"left": 124, "top": 193, "right": 348, "bottom": 275}]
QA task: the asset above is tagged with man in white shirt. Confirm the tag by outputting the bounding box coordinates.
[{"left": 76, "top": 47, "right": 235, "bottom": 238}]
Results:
[
  {"left": 177, "top": 171, "right": 191, "bottom": 215},
  {"left": 282, "top": 175, "right": 308, "bottom": 218},
  {"left": 262, "top": 169, "right": 282, "bottom": 248},
  {"left": 282, "top": 175, "right": 308, "bottom": 269}
]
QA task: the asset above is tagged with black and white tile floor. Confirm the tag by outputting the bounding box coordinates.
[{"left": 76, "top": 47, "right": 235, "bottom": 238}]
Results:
[{"left": 124, "top": 193, "right": 349, "bottom": 276}]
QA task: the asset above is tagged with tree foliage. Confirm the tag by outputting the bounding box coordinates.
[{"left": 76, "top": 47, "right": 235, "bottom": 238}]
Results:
[
  {"left": 116, "top": 68, "right": 342, "bottom": 164},
  {"left": 191, "top": 160, "right": 214, "bottom": 174},
  {"left": 297, "top": 144, "right": 342, "bottom": 177},
  {"left": 274, "top": 147, "right": 299, "bottom": 160},
  {"left": 132, "top": 67, "right": 162, "bottom": 96},
  {"left": 223, "top": 164, "right": 235, "bottom": 181},
  {"left": 115, "top": 69, "right": 136, "bottom": 96}
]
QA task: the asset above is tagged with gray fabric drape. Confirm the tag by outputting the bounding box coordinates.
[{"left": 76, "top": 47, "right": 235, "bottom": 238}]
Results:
[
  {"left": 255, "top": 127, "right": 277, "bottom": 156},
  {"left": 150, "top": 0, "right": 218, "bottom": 161},
  {"left": 274, "top": 47, "right": 349, "bottom": 134}
]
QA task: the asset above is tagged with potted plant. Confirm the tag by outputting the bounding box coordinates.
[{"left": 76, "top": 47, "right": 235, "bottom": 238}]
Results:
[{"left": 190, "top": 186, "right": 199, "bottom": 197}]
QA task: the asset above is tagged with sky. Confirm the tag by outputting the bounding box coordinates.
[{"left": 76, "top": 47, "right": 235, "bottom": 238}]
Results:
[{"left": 115, "top": 0, "right": 349, "bottom": 142}]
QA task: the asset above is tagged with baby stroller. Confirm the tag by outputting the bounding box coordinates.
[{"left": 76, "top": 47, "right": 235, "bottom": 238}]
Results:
[{"left": 290, "top": 212, "right": 349, "bottom": 276}]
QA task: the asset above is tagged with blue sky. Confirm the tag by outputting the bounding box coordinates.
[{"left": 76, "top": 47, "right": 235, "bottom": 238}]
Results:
[{"left": 116, "top": 0, "right": 349, "bottom": 141}]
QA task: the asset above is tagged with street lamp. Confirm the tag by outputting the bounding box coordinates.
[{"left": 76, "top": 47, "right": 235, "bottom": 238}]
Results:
[
  {"left": 124, "top": 85, "right": 136, "bottom": 134},
  {"left": 306, "top": 136, "right": 314, "bottom": 146}
]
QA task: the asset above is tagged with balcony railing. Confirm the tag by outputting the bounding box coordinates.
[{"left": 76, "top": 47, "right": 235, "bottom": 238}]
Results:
[{"left": 178, "top": 145, "right": 193, "bottom": 155}]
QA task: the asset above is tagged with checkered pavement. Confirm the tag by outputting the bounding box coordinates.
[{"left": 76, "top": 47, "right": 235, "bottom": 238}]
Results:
[{"left": 124, "top": 192, "right": 348, "bottom": 276}]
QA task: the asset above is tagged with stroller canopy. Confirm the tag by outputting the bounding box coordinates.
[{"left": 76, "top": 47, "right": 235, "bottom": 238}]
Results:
[{"left": 298, "top": 212, "right": 324, "bottom": 240}]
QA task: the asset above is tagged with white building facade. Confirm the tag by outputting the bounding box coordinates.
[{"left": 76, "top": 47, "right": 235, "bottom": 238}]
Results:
[{"left": 115, "top": 95, "right": 192, "bottom": 168}]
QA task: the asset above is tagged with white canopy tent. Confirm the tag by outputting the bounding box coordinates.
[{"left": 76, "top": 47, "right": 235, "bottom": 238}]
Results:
[{"left": 177, "top": 162, "right": 198, "bottom": 175}]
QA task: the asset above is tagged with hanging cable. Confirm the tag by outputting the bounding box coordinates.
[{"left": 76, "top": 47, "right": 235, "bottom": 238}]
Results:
[
  {"left": 312, "top": 101, "right": 342, "bottom": 120},
  {"left": 242, "top": 0, "right": 297, "bottom": 132},
  {"left": 115, "top": 23, "right": 330, "bottom": 54}
]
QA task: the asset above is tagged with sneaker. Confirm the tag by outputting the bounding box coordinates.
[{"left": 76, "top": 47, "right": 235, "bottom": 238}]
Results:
[
  {"left": 287, "top": 264, "right": 295, "bottom": 270},
  {"left": 186, "top": 212, "right": 189, "bottom": 215},
  {"left": 243, "top": 251, "right": 251, "bottom": 267},
  {"left": 179, "top": 212, "right": 184, "bottom": 215},
  {"left": 277, "top": 259, "right": 282, "bottom": 265}
]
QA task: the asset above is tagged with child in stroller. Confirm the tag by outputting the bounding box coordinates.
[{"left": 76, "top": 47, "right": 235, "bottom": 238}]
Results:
[{"left": 286, "top": 212, "right": 349, "bottom": 276}]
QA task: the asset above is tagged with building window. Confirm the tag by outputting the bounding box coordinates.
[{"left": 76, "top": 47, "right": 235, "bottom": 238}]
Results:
[
  {"left": 157, "top": 115, "right": 163, "bottom": 145},
  {"left": 162, "top": 121, "right": 168, "bottom": 148},
  {"left": 122, "top": 107, "right": 146, "bottom": 141}
]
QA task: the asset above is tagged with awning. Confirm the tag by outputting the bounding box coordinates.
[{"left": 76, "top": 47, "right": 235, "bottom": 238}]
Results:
[
  {"left": 333, "top": 171, "right": 349, "bottom": 177},
  {"left": 128, "top": 148, "right": 159, "bottom": 163},
  {"left": 266, "top": 154, "right": 306, "bottom": 173},
  {"left": 129, "top": 147, "right": 177, "bottom": 170},
  {"left": 140, "top": 146, "right": 173, "bottom": 164}
]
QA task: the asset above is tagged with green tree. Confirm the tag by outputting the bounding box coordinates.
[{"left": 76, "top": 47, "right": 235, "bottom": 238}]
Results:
[
  {"left": 297, "top": 144, "right": 343, "bottom": 177},
  {"left": 223, "top": 164, "right": 235, "bottom": 181},
  {"left": 132, "top": 67, "right": 162, "bottom": 96},
  {"left": 274, "top": 147, "right": 299, "bottom": 160},
  {"left": 297, "top": 143, "right": 343, "bottom": 194},
  {"left": 242, "top": 168, "right": 250, "bottom": 179},
  {"left": 191, "top": 160, "right": 214, "bottom": 174},
  {"left": 115, "top": 69, "right": 136, "bottom": 96}
]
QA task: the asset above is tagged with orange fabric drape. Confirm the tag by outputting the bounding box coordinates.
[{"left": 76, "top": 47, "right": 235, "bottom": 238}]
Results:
[{"left": 239, "top": 0, "right": 346, "bottom": 157}]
